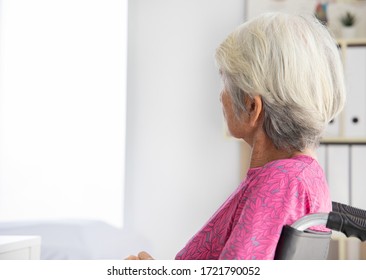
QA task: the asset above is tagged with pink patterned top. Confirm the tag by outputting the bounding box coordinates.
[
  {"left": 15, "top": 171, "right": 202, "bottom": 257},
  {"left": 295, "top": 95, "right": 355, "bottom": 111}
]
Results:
[{"left": 175, "top": 155, "right": 331, "bottom": 260}]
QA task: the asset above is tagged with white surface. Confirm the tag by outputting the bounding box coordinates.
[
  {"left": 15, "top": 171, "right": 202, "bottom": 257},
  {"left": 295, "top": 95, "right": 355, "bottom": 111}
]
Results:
[
  {"left": 246, "top": 0, "right": 317, "bottom": 20},
  {"left": 0, "top": 236, "right": 41, "bottom": 260},
  {"left": 351, "top": 146, "right": 366, "bottom": 209},
  {"left": 324, "top": 118, "right": 341, "bottom": 138},
  {"left": 125, "top": 0, "right": 244, "bottom": 259},
  {"left": 0, "top": 220, "right": 149, "bottom": 260},
  {"left": 344, "top": 47, "right": 366, "bottom": 138},
  {"left": 320, "top": 145, "right": 366, "bottom": 210},
  {"left": 327, "top": 145, "right": 350, "bottom": 205},
  {"left": 0, "top": 0, "right": 127, "bottom": 227}
]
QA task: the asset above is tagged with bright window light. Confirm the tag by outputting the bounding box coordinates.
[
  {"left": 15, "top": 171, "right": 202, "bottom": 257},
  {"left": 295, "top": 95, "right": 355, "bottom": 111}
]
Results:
[{"left": 0, "top": 0, "right": 127, "bottom": 227}]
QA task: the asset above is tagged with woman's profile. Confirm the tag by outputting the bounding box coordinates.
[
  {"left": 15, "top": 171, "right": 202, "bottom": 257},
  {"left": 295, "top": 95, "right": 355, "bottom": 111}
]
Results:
[{"left": 127, "top": 12, "right": 346, "bottom": 260}]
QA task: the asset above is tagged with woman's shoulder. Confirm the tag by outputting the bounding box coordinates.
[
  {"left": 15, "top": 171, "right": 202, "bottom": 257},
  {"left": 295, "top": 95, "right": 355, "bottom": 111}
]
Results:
[{"left": 245, "top": 154, "right": 325, "bottom": 192}]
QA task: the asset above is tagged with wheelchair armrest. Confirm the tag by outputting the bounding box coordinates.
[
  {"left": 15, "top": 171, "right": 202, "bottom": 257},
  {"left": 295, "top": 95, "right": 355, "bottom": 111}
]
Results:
[{"left": 274, "top": 225, "right": 331, "bottom": 260}]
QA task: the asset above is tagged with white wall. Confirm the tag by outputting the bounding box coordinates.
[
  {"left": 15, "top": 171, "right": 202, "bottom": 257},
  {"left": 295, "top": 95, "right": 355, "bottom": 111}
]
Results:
[{"left": 125, "top": 0, "right": 245, "bottom": 259}]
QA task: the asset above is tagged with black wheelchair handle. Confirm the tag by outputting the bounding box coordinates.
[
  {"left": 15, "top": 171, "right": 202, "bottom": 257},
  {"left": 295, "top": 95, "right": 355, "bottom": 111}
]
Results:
[
  {"left": 326, "top": 211, "right": 366, "bottom": 241},
  {"left": 332, "top": 201, "right": 366, "bottom": 219}
]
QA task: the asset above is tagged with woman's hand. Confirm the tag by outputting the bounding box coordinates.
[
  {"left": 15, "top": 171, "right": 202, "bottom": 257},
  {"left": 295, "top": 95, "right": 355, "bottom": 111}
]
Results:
[{"left": 125, "top": 251, "right": 154, "bottom": 260}]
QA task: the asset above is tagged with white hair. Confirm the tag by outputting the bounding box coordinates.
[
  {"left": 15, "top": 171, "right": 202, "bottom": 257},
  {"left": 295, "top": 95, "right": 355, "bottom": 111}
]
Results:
[{"left": 215, "top": 13, "right": 346, "bottom": 151}]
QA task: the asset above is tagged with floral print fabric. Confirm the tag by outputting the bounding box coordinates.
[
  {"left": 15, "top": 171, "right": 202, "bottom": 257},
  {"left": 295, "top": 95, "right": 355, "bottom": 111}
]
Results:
[{"left": 175, "top": 155, "right": 331, "bottom": 260}]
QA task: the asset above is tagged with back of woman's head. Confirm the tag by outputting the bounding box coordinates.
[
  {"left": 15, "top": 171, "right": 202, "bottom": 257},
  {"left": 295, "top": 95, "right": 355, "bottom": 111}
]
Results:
[{"left": 215, "top": 12, "right": 346, "bottom": 151}]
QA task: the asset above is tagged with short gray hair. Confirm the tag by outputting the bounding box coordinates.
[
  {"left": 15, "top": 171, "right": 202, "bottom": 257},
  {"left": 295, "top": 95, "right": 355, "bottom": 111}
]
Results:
[{"left": 215, "top": 13, "right": 346, "bottom": 151}]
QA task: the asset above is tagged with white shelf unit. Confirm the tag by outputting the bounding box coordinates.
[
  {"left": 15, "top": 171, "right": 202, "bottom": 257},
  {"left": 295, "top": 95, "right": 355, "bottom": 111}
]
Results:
[
  {"left": 322, "top": 38, "right": 366, "bottom": 144},
  {"left": 0, "top": 236, "right": 41, "bottom": 260}
]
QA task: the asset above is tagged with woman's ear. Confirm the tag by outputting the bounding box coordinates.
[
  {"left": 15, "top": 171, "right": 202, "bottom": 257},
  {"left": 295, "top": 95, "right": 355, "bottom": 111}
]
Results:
[{"left": 248, "top": 95, "right": 263, "bottom": 127}]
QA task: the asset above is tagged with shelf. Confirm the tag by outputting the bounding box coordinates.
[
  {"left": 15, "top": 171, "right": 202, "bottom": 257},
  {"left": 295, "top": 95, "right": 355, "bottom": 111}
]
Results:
[
  {"left": 321, "top": 138, "right": 366, "bottom": 145},
  {"left": 337, "top": 38, "right": 366, "bottom": 47},
  {"left": 327, "top": 38, "right": 366, "bottom": 145}
]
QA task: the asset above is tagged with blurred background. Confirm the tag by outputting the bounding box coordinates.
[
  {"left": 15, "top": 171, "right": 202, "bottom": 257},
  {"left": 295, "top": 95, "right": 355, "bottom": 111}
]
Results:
[{"left": 0, "top": 0, "right": 366, "bottom": 260}]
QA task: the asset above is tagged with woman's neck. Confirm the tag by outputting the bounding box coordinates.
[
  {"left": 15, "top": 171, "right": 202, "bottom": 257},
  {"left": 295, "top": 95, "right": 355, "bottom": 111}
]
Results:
[{"left": 248, "top": 130, "right": 316, "bottom": 168}]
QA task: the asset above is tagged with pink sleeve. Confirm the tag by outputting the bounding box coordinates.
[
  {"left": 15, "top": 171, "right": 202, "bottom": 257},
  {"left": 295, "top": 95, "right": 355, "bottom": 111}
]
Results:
[{"left": 219, "top": 175, "right": 310, "bottom": 260}]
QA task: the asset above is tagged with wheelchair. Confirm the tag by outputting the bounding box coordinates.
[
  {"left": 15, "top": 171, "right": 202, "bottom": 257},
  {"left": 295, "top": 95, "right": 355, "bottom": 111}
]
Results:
[{"left": 274, "top": 201, "right": 366, "bottom": 260}]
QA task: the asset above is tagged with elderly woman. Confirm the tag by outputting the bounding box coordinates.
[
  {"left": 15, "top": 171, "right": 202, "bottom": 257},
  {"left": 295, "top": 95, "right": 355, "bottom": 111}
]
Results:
[{"left": 129, "top": 12, "right": 346, "bottom": 260}]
